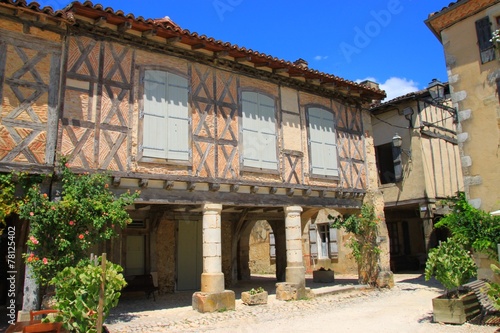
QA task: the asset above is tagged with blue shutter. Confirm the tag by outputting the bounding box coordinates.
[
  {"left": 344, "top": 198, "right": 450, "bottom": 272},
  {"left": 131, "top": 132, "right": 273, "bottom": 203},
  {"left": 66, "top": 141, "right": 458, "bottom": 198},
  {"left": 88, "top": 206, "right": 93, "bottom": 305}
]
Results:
[
  {"left": 309, "top": 107, "right": 338, "bottom": 176},
  {"left": 143, "top": 70, "right": 168, "bottom": 158},
  {"left": 242, "top": 92, "right": 277, "bottom": 169},
  {"left": 166, "top": 73, "right": 189, "bottom": 160}
]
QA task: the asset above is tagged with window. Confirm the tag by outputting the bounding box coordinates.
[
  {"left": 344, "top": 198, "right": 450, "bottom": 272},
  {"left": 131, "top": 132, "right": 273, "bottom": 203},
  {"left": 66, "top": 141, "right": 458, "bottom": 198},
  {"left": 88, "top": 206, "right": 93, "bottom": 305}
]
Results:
[
  {"left": 241, "top": 91, "right": 278, "bottom": 169},
  {"left": 141, "top": 70, "right": 189, "bottom": 161},
  {"left": 307, "top": 107, "right": 338, "bottom": 177},
  {"left": 375, "top": 143, "right": 396, "bottom": 184},
  {"left": 475, "top": 16, "right": 495, "bottom": 64},
  {"left": 309, "top": 223, "right": 338, "bottom": 260}
]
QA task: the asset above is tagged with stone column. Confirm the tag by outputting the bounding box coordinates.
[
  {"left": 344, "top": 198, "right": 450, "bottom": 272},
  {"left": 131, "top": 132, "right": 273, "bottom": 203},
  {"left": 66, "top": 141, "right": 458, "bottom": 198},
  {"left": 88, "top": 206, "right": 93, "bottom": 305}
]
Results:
[
  {"left": 276, "top": 205, "right": 306, "bottom": 300},
  {"left": 193, "top": 203, "right": 235, "bottom": 313},
  {"left": 201, "top": 203, "right": 224, "bottom": 293}
]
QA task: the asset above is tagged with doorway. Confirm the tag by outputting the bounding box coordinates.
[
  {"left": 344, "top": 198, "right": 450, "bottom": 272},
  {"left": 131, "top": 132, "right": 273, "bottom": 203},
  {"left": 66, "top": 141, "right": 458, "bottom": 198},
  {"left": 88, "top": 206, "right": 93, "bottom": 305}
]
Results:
[{"left": 177, "top": 220, "right": 202, "bottom": 290}]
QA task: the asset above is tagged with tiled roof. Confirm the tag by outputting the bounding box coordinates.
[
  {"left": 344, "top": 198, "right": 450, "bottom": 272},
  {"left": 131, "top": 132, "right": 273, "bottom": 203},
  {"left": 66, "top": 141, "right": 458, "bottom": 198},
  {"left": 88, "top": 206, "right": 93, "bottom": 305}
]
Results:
[{"left": 0, "top": 0, "right": 386, "bottom": 101}]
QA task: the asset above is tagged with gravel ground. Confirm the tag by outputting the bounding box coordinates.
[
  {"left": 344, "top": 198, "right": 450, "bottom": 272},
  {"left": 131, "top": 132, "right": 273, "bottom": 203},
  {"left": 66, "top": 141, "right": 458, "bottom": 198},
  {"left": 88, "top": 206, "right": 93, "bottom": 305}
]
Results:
[{"left": 105, "top": 273, "right": 500, "bottom": 333}]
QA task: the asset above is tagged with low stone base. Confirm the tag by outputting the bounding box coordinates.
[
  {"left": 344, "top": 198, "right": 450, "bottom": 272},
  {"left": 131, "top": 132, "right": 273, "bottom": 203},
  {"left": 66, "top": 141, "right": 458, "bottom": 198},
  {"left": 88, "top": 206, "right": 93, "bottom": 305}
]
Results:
[
  {"left": 275, "top": 282, "right": 306, "bottom": 301},
  {"left": 313, "top": 270, "right": 335, "bottom": 283},
  {"left": 241, "top": 291, "right": 268, "bottom": 305},
  {"left": 192, "top": 290, "right": 235, "bottom": 313},
  {"left": 376, "top": 270, "right": 394, "bottom": 289}
]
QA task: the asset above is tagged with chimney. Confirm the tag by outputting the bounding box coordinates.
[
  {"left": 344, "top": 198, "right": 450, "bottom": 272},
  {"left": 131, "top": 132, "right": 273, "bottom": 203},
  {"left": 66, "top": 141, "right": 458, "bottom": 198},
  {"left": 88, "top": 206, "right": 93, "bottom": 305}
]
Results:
[
  {"left": 359, "top": 80, "right": 380, "bottom": 90},
  {"left": 293, "top": 58, "right": 308, "bottom": 69}
]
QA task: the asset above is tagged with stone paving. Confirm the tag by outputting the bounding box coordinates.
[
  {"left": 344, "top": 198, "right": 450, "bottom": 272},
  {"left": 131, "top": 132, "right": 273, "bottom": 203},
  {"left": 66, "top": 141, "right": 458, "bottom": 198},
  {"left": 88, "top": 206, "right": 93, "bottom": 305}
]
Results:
[{"left": 104, "top": 274, "right": 370, "bottom": 332}]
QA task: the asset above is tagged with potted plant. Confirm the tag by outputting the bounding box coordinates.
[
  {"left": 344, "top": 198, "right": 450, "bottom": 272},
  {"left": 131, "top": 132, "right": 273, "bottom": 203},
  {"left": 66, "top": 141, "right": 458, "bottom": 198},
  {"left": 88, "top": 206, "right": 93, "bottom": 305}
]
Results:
[
  {"left": 241, "top": 287, "right": 268, "bottom": 305},
  {"left": 425, "top": 238, "right": 480, "bottom": 324}
]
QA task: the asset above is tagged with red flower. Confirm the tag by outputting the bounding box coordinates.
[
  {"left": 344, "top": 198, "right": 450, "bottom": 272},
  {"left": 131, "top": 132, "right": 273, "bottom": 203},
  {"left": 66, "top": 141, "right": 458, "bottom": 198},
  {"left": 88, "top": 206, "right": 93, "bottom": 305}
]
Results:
[
  {"left": 42, "top": 258, "right": 48, "bottom": 265},
  {"left": 29, "top": 212, "right": 34, "bottom": 216},
  {"left": 69, "top": 221, "right": 75, "bottom": 226},
  {"left": 79, "top": 234, "right": 84, "bottom": 240}
]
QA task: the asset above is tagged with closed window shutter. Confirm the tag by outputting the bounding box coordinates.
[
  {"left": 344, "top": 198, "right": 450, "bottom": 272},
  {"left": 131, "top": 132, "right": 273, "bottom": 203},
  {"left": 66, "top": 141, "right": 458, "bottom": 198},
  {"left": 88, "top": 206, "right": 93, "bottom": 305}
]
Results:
[
  {"left": 242, "top": 92, "right": 277, "bottom": 169},
  {"left": 142, "top": 70, "right": 189, "bottom": 161},
  {"left": 269, "top": 232, "right": 276, "bottom": 259},
  {"left": 309, "top": 108, "right": 338, "bottom": 176},
  {"left": 166, "top": 73, "right": 189, "bottom": 160},
  {"left": 475, "top": 17, "right": 495, "bottom": 63},
  {"left": 143, "top": 70, "right": 168, "bottom": 158},
  {"left": 329, "top": 226, "right": 338, "bottom": 258},
  {"left": 309, "top": 223, "right": 318, "bottom": 259}
]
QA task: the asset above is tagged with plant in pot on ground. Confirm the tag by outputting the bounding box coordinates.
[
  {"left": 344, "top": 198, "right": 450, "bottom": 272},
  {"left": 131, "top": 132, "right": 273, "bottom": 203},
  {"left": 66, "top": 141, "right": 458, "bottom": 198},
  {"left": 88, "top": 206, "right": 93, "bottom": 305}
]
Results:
[
  {"left": 241, "top": 287, "right": 268, "bottom": 305},
  {"left": 424, "top": 238, "right": 480, "bottom": 324}
]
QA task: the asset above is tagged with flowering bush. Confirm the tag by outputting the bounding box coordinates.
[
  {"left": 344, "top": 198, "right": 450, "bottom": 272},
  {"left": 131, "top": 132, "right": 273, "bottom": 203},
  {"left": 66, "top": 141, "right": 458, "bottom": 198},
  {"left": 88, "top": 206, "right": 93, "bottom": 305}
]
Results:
[{"left": 19, "top": 160, "right": 138, "bottom": 287}]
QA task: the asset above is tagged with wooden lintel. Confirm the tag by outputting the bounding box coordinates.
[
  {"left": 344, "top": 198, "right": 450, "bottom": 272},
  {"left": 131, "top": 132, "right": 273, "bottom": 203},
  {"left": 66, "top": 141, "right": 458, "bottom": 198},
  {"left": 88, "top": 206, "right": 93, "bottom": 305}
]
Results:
[
  {"left": 94, "top": 16, "right": 107, "bottom": 26},
  {"left": 303, "top": 188, "right": 312, "bottom": 197},
  {"left": 166, "top": 36, "right": 182, "bottom": 44},
  {"left": 112, "top": 176, "right": 121, "bottom": 187},
  {"left": 286, "top": 188, "right": 295, "bottom": 197},
  {"left": 273, "top": 68, "right": 288, "bottom": 74},
  {"left": 142, "top": 29, "right": 157, "bottom": 37},
  {"left": 254, "top": 62, "right": 270, "bottom": 68},
  {"left": 214, "top": 51, "right": 229, "bottom": 58},
  {"left": 139, "top": 179, "right": 148, "bottom": 188},
  {"left": 191, "top": 43, "right": 205, "bottom": 50},
  {"left": 164, "top": 180, "right": 174, "bottom": 190},
  {"left": 269, "top": 187, "right": 278, "bottom": 195},
  {"left": 235, "top": 56, "right": 251, "bottom": 63},
  {"left": 250, "top": 186, "right": 259, "bottom": 194},
  {"left": 230, "top": 184, "right": 240, "bottom": 193},
  {"left": 187, "top": 182, "right": 196, "bottom": 191},
  {"left": 118, "top": 21, "right": 132, "bottom": 33},
  {"left": 209, "top": 183, "right": 221, "bottom": 192}
]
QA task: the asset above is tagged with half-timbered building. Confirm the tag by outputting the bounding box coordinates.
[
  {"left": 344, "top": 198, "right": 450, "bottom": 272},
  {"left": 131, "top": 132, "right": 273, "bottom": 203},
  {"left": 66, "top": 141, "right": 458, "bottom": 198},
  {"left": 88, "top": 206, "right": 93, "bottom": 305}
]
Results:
[{"left": 0, "top": 0, "right": 388, "bottom": 313}]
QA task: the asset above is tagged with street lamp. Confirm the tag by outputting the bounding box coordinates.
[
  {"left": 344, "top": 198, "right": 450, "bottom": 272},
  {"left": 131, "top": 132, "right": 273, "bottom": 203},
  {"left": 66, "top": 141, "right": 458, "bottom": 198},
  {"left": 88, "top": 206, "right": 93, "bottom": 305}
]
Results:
[{"left": 428, "top": 78, "right": 445, "bottom": 102}]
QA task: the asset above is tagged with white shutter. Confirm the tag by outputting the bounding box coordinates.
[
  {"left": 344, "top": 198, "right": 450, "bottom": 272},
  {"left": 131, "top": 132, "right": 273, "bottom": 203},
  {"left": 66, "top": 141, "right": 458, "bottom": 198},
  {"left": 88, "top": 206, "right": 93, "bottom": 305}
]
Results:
[
  {"left": 309, "top": 107, "right": 338, "bottom": 176},
  {"left": 143, "top": 70, "right": 168, "bottom": 158},
  {"left": 329, "top": 226, "right": 338, "bottom": 257},
  {"left": 309, "top": 223, "right": 318, "bottom": 259},
  {"left": 242, "top": 92, "right": 277, "bottom": 169},
  {"left": 166, "top": 73, "right": 189, "bottom": 160},
  {"left": 269, "top": 232, "right": 276, "bottom": 259}
]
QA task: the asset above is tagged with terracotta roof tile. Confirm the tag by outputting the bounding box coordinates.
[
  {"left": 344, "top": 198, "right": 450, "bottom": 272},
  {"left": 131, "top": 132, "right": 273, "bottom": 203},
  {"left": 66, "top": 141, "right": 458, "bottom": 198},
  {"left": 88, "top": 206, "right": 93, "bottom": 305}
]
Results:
[{"left": 0, "top": 0, "right": 386, "bottom": 100}]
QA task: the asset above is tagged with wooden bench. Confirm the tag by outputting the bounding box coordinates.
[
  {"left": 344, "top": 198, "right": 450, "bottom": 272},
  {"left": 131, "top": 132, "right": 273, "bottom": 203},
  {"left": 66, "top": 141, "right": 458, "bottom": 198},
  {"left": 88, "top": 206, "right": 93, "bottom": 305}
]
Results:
[{"left": 122, "top": 274, "right": 159, "bottom": 301}]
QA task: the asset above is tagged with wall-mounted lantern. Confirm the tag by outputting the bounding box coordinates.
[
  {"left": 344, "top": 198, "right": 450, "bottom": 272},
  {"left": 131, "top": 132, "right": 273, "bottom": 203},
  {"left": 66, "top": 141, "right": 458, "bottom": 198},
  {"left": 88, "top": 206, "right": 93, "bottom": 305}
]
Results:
[{"left": 428, "top": 78, "right": 445, "bottom": 102}]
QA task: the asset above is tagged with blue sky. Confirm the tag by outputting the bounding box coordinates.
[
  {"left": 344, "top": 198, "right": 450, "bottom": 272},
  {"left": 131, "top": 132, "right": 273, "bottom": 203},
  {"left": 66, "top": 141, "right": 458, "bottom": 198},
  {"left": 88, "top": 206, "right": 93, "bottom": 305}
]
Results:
[{"left": 37, "top": 0, "right": 454, "bottom": 100}]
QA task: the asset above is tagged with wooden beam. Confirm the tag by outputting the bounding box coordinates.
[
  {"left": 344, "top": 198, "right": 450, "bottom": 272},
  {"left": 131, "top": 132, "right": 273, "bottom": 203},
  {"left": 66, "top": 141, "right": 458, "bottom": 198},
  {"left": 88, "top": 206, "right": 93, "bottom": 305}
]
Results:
[
  {"left": 321, "top": 82, "right": 336, "bottom": 88},
  {"left": 166, "top": 36, "right": 182, "bottom": 44},
  {"left": 286, "top": 188, "right": 295, "bottom": 197},
  {"left": 94, "top": 16, "right": 107, "bottom": 26},
  {"left": 303, "top": 188, "right": 312, "bottom": 197},
  {"left": 191, "top": 43, "right": 205, "bottom": 50},
  {"left": 214, "top": 51, "right": 229, "bottom": 58},
  {"left": 235, "top": 56, "right": 251, "bottom": 63},
  {"left": 112, "top": 176, "right": 121, "bottom": 187},
  {"left": 142, "top": 29, "right": 157, "bottom": 37},
  {"left": 306, "top": 78, "right": 321, "bottom": 84},
  {"left": 118, "top": 22, "right": 132, "bottom": 33},
  {"left": 250, "top": 186, "right": 259, "bottom": 194},
  {"left": 273, "top": 68, "right": 288, "bottom": 74},
  {"left": 164, "top": 180, "right": 174, "bottom": 190},
  {"left": 187, "top": 182, "right": 196, "bottom": 191},
  {"left": 254, "top": 62, "right": 270, "bottom": 68},
  {"left": 230, "top": 184, "right": 240, "bottom": 193},
  {"left": 289, "top": 73, "right": 305, "bottom": 78},
  {"left": 139, "top": 179, "right": 148, "bottom": 188},
  {"left": 269, "top": 187, "right": 278, "bottom": 195},
  {"left": 209, "top": 183, "right": 220, "bottom": 192}
]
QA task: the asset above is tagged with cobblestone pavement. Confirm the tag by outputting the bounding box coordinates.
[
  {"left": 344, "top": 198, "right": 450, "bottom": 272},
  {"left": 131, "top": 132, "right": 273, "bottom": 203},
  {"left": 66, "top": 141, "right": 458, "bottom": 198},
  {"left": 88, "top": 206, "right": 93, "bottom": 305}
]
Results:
[{"left": 105, "top": 274, "right": 500, "bottom": 333}]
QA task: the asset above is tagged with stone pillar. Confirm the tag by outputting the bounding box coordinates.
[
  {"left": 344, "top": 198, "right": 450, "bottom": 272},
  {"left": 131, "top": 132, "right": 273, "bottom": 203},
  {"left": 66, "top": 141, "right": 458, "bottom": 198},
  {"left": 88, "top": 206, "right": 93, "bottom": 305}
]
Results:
[
  {"left": 19, "top": 264, "right": 39, "bottom": 321},
  {"left": 276, "top": 206, "right": 306, "bottom": 300},
  {"left": 193, "top": 203, "right": 235, "bottom": 313}
]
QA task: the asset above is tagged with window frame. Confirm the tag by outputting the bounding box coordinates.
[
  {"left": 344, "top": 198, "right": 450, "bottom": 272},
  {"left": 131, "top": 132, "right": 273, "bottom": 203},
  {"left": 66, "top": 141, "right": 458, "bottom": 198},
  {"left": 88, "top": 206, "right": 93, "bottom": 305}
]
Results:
[
  {"left": 475, "top": 16, "right": 496, "bottom": 64},
  {"left": 309, "top": 222, "right": 338, "bottom": 260},
  {"left": 306, "top": 105, "right": 340, "bottom": 179},
  {"left": 239, "top": 89, "right": 279, "bottom": 174},
  {"left": 137, "top": 66, "right": 191, "bottom": 166}
]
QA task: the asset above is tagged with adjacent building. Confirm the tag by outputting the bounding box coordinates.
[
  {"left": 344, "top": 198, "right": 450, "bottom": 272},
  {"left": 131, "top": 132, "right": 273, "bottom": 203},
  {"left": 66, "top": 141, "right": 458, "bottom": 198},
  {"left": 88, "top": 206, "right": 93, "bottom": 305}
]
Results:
[
  {"left": 371, "top": 81, "right": 463, "bottom": 272},
  {"left": 0, "top": 0, "right": 388, "bottom": 313}
]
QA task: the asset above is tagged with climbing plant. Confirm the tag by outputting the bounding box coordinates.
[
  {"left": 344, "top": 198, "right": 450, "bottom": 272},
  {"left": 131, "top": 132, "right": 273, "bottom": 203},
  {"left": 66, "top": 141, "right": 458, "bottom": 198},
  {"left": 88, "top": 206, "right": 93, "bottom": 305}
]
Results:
[
  {"left": 0, "top": 173, "right": 18, "bottom": 229},
  {"left": 329, "top": 203, "right": 381, "bottom": 285}
]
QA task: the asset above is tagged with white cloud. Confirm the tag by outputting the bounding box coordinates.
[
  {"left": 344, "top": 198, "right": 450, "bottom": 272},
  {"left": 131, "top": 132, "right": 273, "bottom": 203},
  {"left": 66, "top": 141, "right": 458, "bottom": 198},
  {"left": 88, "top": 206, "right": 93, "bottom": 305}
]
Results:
[
  {"left": 356, "top": 77, "right": 419, "bottom": 101},
  {"left": 314, "top": 55, "right": 329, "bottom": 61}
]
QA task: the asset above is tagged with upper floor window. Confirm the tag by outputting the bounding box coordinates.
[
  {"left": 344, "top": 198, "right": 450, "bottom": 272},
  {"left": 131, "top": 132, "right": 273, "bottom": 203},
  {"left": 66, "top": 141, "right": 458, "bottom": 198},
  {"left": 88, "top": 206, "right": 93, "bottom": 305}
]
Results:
[
  {"left": 141, "top": 70, "right": 189, "bottom": 161},
  {"left": 307, "top": 107, "right": 339, "bottom": 177},
  {"left": 241, "top": 91, "right": 278, "bottom": 170},
  {"left": 475, "top": 16, "right": 495, "bottom": 64}
]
